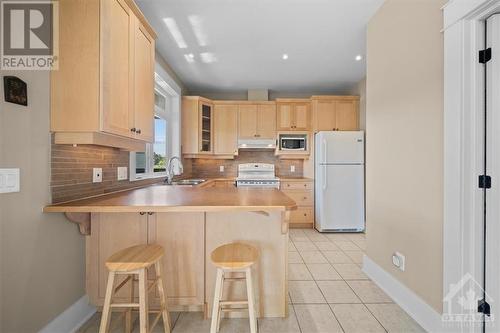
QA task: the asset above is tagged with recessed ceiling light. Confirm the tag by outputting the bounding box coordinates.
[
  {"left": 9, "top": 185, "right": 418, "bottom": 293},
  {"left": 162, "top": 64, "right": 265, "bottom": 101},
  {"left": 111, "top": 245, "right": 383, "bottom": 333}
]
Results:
[
  {"left": 188, "top": 15, "right": 209, "bottom": 47},
  {"left": 200, "top": 52, "right": 217, "bottom": 63},
  {"left": 184, "top": 53, "right": 195, "bottom": 63},
  {"left": 282, "top": 54, "right": 289, "bottom": 60},
  {"left": 355, "top": 55, "right": 363, "bottom": 61}
]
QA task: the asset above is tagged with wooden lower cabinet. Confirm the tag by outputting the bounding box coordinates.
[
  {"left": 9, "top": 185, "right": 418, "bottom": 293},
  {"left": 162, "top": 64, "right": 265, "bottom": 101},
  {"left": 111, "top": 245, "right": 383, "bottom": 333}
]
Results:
[
  {"left": 87, "top": 212, "right": 205, "bottom": 309},
  {"left": 281, "top": 179, "right": 315, "bottom": 228}
]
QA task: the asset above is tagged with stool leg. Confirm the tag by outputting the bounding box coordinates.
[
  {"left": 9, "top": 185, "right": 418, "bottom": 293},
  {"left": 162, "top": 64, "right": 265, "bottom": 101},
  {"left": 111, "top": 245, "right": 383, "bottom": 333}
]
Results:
[
  {"left": 155, "top": 260, "right": 171, "bottom": 333},
  {"left": 125, "top": 274, "right": 134, "bottom": 333},
  {"left": 99, "top": 271, "right": 115, "bottom": 333},
  {"left": 216, "top": 271, "right": 224, "bottom": 332},
  {"left": 138, "top": 268, "right": 149, "bottom": 333},
  {"left": 210, "top": 268, "right": 224, "bottom": 333},
  {"left": 245, "top": 268, "right": 257, "bottom": 333}
]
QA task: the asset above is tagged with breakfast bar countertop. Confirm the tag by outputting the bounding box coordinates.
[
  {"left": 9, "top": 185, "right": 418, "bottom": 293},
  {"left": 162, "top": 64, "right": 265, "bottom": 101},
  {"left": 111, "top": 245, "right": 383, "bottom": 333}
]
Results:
[{"left": 43, "top": 184, "right": 297, "bottom": 213}]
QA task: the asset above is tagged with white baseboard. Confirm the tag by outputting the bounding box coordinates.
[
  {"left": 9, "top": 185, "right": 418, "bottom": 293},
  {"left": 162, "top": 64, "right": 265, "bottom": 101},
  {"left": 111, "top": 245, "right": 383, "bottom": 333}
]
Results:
[
  {"left": 362, "top": 256, "right": 447, "bottom": 333},
  {"left": 39, "top": 295, "right": 96, "bottom": 333}
]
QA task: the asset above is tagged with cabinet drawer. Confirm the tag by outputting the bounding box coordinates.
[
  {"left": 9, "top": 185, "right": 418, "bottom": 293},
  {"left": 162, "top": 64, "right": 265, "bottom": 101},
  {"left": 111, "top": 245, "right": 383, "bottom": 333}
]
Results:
[
  {"left": 283, "top": 190, "right": 314, "bottom": 206},
  {"left": 290, "top": 208, "right": 314, "bottom": 223},
  {"left": 281, "top": 181, "right": 313, "bottom": 190}
]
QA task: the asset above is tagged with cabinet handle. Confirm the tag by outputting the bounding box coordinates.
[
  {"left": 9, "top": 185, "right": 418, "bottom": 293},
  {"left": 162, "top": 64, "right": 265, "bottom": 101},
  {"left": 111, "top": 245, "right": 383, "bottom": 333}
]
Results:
[
  {"left": 136, "top": 129, "right": 142, "bottom": 134},
  {"left": 139, "top": 212, "right": 145, "bottom": 215},
  {"left": 131, "top": 128, "right": 136, "bottom": 132},
  {"left": 147, "top": 212, "right": 154, "bottom": 215}
]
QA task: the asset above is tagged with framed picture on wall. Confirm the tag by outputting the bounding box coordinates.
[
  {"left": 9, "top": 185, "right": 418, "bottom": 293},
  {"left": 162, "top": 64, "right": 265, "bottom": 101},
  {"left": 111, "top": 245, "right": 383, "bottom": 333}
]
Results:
[{"left": 3, "top": 76, "right": 28, "bottom": 106}]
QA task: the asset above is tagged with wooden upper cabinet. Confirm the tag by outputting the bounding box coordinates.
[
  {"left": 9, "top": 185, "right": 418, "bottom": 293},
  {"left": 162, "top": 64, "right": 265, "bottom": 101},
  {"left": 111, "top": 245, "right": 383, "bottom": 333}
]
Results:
[
  {"left": 101, "top": 0, "right": 134, "bottom": 138},
  {"left": 257, "top": 104, "right": 276, "bottom": 139},
  {"left": 238, "top": 105, "right": 258, "bottom": 139},
  {"left": 214, "top": 104, "right": 238, "bottom": 155},
  {"left": 50, "top": 0, "right": 157, "bottom": 151},
  {"left": 133, "top": 19, "right": 155, "bottom": 142},
  {"left": 276, "top": 100, "right": 311, "bottom": 131},
  {"left": 312, "top": 96, "right": 359, "bottom": 132},
  {"left": 181, "top": 97, "right": 214, "bottom": 155}
]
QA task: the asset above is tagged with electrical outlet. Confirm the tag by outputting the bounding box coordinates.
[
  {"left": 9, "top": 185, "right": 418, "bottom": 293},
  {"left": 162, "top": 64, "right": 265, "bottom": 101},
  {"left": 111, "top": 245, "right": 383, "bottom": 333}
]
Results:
[
  {"left": 219, "top": 165, "right": 224, "bottom": 173},
  {"left": 0, "top": 168, "right": 20, "bottom": 193},
  {"left": 93, "top": 168, "right": 103, "bottom": 183},
  {"left": 290, "top": 165, "right": 295, "bottom": 173},
  {"left": 117, "top": 167, "right": 128, "bottom": 180},
  {"left": 392, "top": 252, "right": 405, "bottom": 271}
]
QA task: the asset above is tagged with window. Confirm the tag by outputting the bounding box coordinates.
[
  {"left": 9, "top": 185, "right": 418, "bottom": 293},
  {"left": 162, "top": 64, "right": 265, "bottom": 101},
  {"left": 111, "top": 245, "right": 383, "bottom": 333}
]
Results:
[{"left": 130, "top": 71, "right": 180, "bottom": 181}]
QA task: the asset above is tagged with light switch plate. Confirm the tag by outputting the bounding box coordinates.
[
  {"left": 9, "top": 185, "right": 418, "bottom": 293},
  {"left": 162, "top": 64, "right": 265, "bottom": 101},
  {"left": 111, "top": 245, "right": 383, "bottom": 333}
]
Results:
[
  {"left": 93, "top": 168, "right": 103, "bottom": 183},
  {"left": 219, "top": 165, "right": 224, "bottom": 173},
  {"left": 117, "top": 167, "right": 128, "bottom": 180},
  {"left": 0, "top": 168, "right": 20, "bottom": 193},
  {"left": 290, "top": 165, "right": 295, "bottom": 173}
]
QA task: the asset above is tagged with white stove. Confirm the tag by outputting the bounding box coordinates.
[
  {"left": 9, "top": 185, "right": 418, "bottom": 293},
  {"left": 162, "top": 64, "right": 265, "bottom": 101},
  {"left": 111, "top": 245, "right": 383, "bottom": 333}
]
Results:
[{"left": 236, "top": 163, "right": 280, "bottom": 189}]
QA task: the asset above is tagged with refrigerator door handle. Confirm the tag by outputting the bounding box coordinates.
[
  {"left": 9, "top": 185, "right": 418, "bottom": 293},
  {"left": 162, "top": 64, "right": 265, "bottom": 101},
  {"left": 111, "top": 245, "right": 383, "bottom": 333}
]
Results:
[
  {"left": 322, "top": 139, "right": 327, "bottom": 164},
  {"left": 322, "top": 166, "right": 327, "bottom": 191}
]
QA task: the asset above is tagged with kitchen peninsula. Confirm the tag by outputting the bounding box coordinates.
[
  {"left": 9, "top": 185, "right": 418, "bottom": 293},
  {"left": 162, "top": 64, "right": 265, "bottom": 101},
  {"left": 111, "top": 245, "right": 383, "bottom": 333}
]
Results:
[{"left": 44, "top": 184, "right": 296, "bottom": 318}]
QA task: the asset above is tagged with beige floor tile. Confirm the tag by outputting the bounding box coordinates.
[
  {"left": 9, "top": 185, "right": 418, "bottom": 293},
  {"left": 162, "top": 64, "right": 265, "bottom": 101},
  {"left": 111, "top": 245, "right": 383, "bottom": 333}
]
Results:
[
  {"left": 289, "top": 263, "right": 313, "bottom": 280},
  {"left": 172, "top": 312, "right": 210, "bottom": 332},
  {"left": 290, "top": 229, "right": 306, "bottom": 235},
  {"left": 306, "top": 263, "right": 342, "bottom": 280},
  {"left": 333, "top": 240, "right": 361, "bottom": 251},
  {"left": 294, "top": 241, "right": 318, "bottom": 252},
  {"left": 288, "top": 281, "right": 326, "bottom": 304},
  {"left": 78, "top": 312, "right": 179, "bottom": 333},
  {"left": 322, "top": 250, "right": 353, "bottom": 264},
  {"left": 352, "top": 239, "right": 367, "bottom": 250},
  {"left": 331, "top": 304, "right": 385, "bottom": 333},
  {"left": 325, "top": 233, "right": 349, "bottom": 241},
  {"left": 258, "top": 304, "right": 301, "bottom": 333},
  {"left": 344, "top": 250, "right": 365, "bottom": 264},
  {"left": 294, "top": 304, "right": 343, "bottom": 333},
  {"left": 304, "top": 232, "right": 330, "bottom": 242},
  {"left": 314, "top": 241, "right": 340, "bottom": 251},
  {"left": 289, "top": 251, "right": 304, "bottom": 264},
  {"left": 366, "top": 303, "right": 425, "bottom": 332},
  {"left": 289, "top": 241, "right": 297, "bottom": 252},
  {"left": 217, "top": 318, "right": 251, "bottom": 333},
  {"left": 290, "top": 234, "right": 310, "bottom": 242},
  {"left": 333, "top": 263, "right": 369, "bottom": 280},
  {"left": 299, "top": 250, "right": 328, "bottom": 264},
  {"left": 347, "top": 280, "right": 392, "bottom": 303},
  {"left": 316, "top": 280, "right": 361, "bottom": 303},
  {"left": 343, "top": 233, "right": 366, "bottom": 241}
]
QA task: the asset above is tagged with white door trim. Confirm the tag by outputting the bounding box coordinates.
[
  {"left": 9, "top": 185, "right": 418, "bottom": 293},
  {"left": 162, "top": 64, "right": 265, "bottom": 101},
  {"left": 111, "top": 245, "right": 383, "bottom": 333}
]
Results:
[{"left": 443, "top": 1, "right": 500, "bottom": 331}]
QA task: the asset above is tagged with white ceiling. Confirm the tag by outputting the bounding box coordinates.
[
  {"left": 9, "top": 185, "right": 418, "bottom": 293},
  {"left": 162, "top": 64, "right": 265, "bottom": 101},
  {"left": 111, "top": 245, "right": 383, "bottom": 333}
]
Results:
[{"left": 136, "top": 0, "right": 384, "bottom": 94}]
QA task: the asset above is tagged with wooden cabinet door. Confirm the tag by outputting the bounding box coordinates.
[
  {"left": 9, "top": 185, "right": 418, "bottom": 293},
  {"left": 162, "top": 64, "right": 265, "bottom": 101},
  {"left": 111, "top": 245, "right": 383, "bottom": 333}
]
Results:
[
  {"left": 277, "top": 103, "right": 293, "bottom": 130},
  {"left": 238, "top": 104, "right": 258, "bottom": 139},
  {"left": 88, "top": 213, "right": 147, "bottom": 305},
  {"left": 133, "top": 19, "right": 155, "bottom": 142},
  {"left": 101, "top": 0, "right": 134, "bottom": 138},
  {"left": 149, "top": 213, "right": 205, "bottom": 306},
  {"left": 313, "top": 100, "right": 337, "bottom": 132},
  {"left": 335, "top": 100, "right": 358, "bottom": 130},
  {"left": 257, "top": 104, "right": 276, "bottom": 139},
  {"left": 214, "top": 104, "right": 238, "bottom": 155},
  {"left": 293, "top": 103, "right": 311, "bottom": 130}
]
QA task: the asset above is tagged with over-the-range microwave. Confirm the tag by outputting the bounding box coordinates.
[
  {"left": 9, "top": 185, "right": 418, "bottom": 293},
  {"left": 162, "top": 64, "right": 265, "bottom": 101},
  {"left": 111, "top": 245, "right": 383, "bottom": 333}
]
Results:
[{"left": 279, "top": 134, "right": 307, "bottom": 151}]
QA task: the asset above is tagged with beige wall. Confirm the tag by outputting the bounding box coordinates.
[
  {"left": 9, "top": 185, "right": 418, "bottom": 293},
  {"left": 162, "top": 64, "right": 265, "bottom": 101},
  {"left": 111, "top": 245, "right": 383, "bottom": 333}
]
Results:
[
  {"left": 366, "top": 0, "right": 444, "bottom": 312},
  {"left": 349, "top": 78, "right": 366, "bottom": 130},
  {"left": 0, "top": 71, "right": 86, "bottom": 332}
]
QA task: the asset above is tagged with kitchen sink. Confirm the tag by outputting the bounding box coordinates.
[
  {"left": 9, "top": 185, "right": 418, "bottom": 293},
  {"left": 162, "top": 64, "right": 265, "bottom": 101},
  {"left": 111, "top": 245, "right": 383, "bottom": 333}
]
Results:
[{"left": 163, "top": 179, "right": 206, "bottom": 186}]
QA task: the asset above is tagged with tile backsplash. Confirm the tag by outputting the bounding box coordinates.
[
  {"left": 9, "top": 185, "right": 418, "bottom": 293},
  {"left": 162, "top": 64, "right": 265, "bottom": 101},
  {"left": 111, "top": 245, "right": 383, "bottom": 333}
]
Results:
[
  {"left": 189, "top": 150, "right": 303, "bottom": 178},
  {"left": 51, "top": 144, "right": 302, "bottom": 203}
]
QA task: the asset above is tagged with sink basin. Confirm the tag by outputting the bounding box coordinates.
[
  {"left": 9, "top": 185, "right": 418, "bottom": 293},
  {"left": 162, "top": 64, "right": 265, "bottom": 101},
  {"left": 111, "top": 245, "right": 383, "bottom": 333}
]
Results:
[{"left": 164, "top": 179, "right": 206, "bottom": 186}]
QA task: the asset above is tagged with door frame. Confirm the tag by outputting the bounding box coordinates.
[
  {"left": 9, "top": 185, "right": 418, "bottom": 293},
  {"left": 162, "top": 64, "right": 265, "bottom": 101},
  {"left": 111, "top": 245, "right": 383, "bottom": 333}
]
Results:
[{"left": 443, "top": 0, "right": 500, "bottom": 331}]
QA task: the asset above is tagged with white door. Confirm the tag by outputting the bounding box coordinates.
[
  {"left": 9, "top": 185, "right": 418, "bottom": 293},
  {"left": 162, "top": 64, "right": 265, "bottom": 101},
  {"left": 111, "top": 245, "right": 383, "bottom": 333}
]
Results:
[
  {"left": 485, "top": 14, "right": 500, "bottom": 333},
  {"left": 316, "top": 165, "right": 364, "bottom": 231},
  {"left": 317, "top": 131, "right": 364, "bottom": 164}
]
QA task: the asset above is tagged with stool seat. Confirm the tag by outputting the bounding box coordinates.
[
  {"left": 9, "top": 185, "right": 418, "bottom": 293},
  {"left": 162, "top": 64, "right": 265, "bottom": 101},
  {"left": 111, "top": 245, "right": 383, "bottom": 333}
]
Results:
[
  {"left": 211, "top": 242, "right": 258, "bottom": 270},
  {"left": 105, "top": 244, "right": 164, "bottom": 272}
]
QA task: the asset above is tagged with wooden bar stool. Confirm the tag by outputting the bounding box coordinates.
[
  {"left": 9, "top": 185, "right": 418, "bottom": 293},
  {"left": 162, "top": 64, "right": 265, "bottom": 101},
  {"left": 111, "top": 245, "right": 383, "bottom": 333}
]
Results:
[
  {"left": 210, "top": 242, "right": 259, "bottom": 333},
  {"left": 99, "top": 244, "right": 171, "bottom": 333}
]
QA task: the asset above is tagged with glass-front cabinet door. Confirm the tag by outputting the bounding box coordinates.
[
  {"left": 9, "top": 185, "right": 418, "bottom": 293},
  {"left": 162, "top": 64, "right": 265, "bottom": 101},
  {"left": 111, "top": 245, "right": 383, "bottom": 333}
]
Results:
[{"left": 199, "top": 102, "right": 213, "bottom": 152}]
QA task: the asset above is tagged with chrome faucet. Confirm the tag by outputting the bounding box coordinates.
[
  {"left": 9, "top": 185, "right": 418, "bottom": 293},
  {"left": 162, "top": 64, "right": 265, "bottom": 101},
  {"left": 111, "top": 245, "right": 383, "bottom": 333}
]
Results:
[{"left": 165, "top": 156, "right": 184, "bottom": 184}]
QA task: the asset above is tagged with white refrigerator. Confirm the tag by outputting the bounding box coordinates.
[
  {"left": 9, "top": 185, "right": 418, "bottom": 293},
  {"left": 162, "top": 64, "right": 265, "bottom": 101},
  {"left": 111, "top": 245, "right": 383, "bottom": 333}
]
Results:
[{"left": 315, "top": 131, "right": 365, "bottom": 232}]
